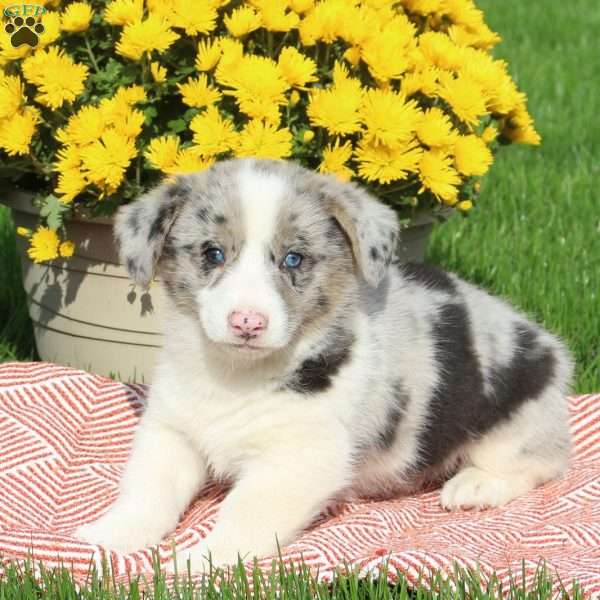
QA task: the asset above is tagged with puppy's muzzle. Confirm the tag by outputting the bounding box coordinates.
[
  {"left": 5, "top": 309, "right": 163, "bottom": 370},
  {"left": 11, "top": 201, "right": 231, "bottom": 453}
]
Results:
[{"left": 228, "top": 310, "right": 269, "bottom": 340}]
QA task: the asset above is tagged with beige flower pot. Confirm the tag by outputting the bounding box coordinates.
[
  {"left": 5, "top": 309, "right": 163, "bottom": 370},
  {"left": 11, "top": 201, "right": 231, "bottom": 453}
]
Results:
[{"left": 4, "top": 191, "right": 434, "bottom": 383}]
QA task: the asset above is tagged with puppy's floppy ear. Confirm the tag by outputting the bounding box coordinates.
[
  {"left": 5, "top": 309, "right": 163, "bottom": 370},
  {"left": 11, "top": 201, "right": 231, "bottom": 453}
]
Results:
[
  {"left": 316, "top": 173, "right": 399, "bottom": 287},
  {"left": 114, "top": 177, "right": 190, "bottom": 288}
]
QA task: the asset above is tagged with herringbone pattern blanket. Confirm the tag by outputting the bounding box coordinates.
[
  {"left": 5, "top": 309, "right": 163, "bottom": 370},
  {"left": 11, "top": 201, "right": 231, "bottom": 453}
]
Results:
[{"left": 0, "top": 362, "right": 598, "bottom": 595}]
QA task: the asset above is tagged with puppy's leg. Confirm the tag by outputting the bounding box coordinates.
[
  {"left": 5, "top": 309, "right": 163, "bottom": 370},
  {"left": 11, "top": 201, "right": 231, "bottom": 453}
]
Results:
[
  {"left": 76, "top": 417, "right": 207, "bottom": 552},
  {"left": 171, "top": 443, "right": 352, "bottom": 571},
  {"left": 441, "top": 388, "right": 571, "bottom": 510}
]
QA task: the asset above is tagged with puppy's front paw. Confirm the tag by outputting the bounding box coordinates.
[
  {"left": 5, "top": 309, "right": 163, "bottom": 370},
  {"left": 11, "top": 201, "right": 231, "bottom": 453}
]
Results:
[
  {"left": 440, "top": 466, "right": 519, "bottom": 511},
  {"left": 74, "top": 508, "right": 171, "bottom": 554}
]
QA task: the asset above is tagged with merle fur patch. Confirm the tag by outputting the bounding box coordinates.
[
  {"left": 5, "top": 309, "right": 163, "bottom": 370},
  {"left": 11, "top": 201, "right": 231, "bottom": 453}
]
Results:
[{"left": 396, "top": 262, "right": 457, "bottom": 293}]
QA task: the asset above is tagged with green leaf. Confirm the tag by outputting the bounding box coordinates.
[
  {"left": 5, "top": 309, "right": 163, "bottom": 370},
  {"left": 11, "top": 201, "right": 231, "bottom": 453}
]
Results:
[
  {"left": 167, "top": 118, "right": 187, "bottom": 133},
  {"left": 39, "top": 194, "right": 70, "bottom": 230},
  {"left": 143, "top": 106, "right": 158, "bottom": 125}
]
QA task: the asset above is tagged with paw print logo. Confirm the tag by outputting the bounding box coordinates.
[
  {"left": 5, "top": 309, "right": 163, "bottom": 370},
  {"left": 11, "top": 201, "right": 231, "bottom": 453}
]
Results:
[{"left": 4, "top": 15, "right": 44, "bottom": 48}]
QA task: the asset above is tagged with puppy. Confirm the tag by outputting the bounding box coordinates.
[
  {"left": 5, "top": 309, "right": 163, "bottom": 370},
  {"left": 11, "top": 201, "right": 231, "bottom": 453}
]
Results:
[{"left": 76, "top": 158, "right": 573, "bottom": 570}]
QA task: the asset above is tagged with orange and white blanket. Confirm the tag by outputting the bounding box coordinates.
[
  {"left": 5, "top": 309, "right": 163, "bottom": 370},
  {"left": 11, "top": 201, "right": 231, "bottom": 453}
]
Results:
[{"left": 0, "top": 362, "right": 598, "bottom": 595}]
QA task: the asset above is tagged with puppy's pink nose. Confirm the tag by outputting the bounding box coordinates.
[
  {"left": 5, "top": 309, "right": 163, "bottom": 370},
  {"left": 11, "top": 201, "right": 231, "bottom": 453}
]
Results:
[{"left": 228, "top": 310, "right": 268, "bottom": 338}]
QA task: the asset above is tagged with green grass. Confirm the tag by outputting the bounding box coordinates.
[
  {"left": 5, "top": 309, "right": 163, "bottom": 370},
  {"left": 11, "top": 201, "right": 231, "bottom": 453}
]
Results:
[
  {"left": 0, "top": 555, "right": 586, "bottom": 600},
  {"left": 0, "top": 0, "right": 598, "bottom": 596}
]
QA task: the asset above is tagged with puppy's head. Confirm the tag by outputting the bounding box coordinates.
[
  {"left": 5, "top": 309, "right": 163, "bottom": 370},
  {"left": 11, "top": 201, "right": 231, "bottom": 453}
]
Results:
[{"left": 115, "top": 159, "right": 398, "bottom": 358}]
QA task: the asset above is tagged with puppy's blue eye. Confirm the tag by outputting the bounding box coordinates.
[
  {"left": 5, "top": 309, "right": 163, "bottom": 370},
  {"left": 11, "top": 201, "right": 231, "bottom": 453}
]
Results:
[
  {"left": 204, "top": 247, "right": 225, "bottom": 265},
  {"left": 283, "top": 251, "right": 303, "bottom": 269}
]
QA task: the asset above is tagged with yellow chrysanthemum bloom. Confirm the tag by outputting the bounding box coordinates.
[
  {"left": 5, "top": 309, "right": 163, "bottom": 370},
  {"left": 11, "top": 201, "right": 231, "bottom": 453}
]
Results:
[
  {"left": 117, "top": 14, "right": 179, "bottom": 61},
  {"left": 56, "top": 169, "right": 88, "bottom": 203},
  {"left": 165, "top": 148, "right": 215, "bottom": 176},
  {"left": 360, "top": 18, "right": 415, "bottom": 82},
  {"left": 289, "top": 0, "right": 314, "bottom": 13},
  {"left": 37, "top": 12, "right": 61, "bottom": 47},
  {"left": 503, "top": 105, "right": 541, "bottom": 145},
  {"left": 0, "top": 73, "right": 24, "bottom": 119},
  {"left": 218, "top": 55, "right": 289, "bottom": 123},
  {"left": 298, "top": 0, "right": 347, "bottom": 45},
  {"left": 401, "top": 67, "right": 441, "bottom": 98},
  {"left": 318, "top": 139, "right": 354, "bottom": 182},
  {"left": 457, "top": 199, "right": 473, "bottom": 211},
  {"left": 415, "top": 107, "right": 457, "bottom": 148},
  {"left": 196, "top": 38, "right": 222, "bottom": 71},
  {"left": 104, "top": 0, "right": 144, "bottom": 26},
  {"left": 355, "top": 139, "right": 423, "bottom": 184},
  {"left": 418, "top": 31, "right": 463, "bottom": 71},
  {"left": 113, "top": 107, "right": 145, "bottom": 140},
  {"left": 54, "top": 145, "right": 81, "bottom": 172},
  {"left": 277, "top": 47, "right": 317, "bottom": 89},
  {"left": 224, "top": 6, "right": 262, "bottom": 37},
  {"left": 302, "top": 130, "right": 315, "bottom": 142},
  {"left": 402, "top": 0, "right": 445, "bottom": 15},
  {"left": 178, "top": 75, "right": 222, "bottom": 108},
  {"left": 0, "top": 106, "right": 39, "bottom": 155},
  {"left": 190, "top": 106, "right": 238, "bottom": 157},
  {"left": 114, "top": 84, "right": 147, "bottom": 106},
  {"left": 153, "top": 0, "right": 218, "bottom": 36},
  {"left": 307, "top": 64, "right": 362, "bottom": 135},
  {"left": 59, "top": 241, "right": 76, "bottom": 258},
  {"left": 235, "top": 120, "right": 292, "bottom": 160},
  {"left": 22, "top": 46, "right": 89, "bottom": 109},
  {"left": 360, "top": 89, "right": 422, "bottom": 149},
  {"left": 418, "top": 151, "right": 461, "bottom": 203},
  {"left": 257, "top": 0, "right": 300, "bottom": 32},
  {"left": 145, "top": 135, "right": 180, "bottom": 171},
  {"left": 438, "top": 73, "right": 488, "bottom": 127},
  {"left": 150, "top": 61, "right": 167, "bottom": 83},
  {"left": 56, "top": 105, "right": 105, "bottom": 146},
  {"left": 62, "top": 2, "right": 93, "bottom": 33},
  {"left": 481, "top": 125, "right": 497, "bottom": 144},
  {"left": 27, "top": 227, "right": 60, "bottom": 263},
  {"left": 453, "top": 134, "right": 493, "bottom": 176},
  {"left": 343, "top": 46, "right": 361, "bottom": 67},
  {"left": 80, "top": 130, "right": 137, "bottom": 189}
]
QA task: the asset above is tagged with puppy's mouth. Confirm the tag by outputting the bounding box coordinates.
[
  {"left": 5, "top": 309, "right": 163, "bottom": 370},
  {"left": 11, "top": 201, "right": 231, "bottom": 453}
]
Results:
[{"left": 226, "top": 341, "right": 273, "bottom": 355}]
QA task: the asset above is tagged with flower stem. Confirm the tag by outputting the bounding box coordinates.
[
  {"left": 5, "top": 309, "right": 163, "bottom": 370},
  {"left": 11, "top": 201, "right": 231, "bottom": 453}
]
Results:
[{"left": 83, "top": 33, "right": 100, "bottom": 73}]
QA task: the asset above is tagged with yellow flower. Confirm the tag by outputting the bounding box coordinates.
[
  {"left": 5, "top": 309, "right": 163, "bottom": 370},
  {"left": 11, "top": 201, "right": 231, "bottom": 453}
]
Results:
[
  {"left": 166, "top": 148, "right": 215, "bottom": 175},
  {"left": 503, "top": 105, "right": 541, "bottom": 145},
  {"left": 457, "top": 199, "right": 473, "bottom": 211},
  {"left": 360, "top": 18, "right": 415, "bottom": 82},
  {"left": 418, "top": 31, "right": 463, "bottom": 71},
  {"left": 0, "top": 107, "right": 39, "bottom": 155},
  {"left": 289, "top": 89, "right": 301, "bottom": 106},
  {"left": 145, "top": 135, "right": 180, "bottom": 171},
  {"left": 415, "top": 107, "right": 457, "bottom": 148},
  {"left": 190, "top": 106, "right": 237, "bottom": 157},
  {"left": 224, "top": 6, "right": 262, "bottom": 37},
  {"left": 257, "top": 0, "right": 299, "bottom": 32},
  {"left": 196, "top": 38, "right": 222, "bottom": 71},
  {"left": 235, "top": 120, "right": 292, "bottom": 159},
  {"left": 80, "top": 130, "right": 137, "bottom": 189},
  {"left": 55, "top": 168, "right": 87, "bottom": 203},
  {"left": 453, "top": 134, "right": 493, "bottom": 176},
  {"left": 56, "top": 105, "right": 105, "bottom": 146},
  {"left": 360, "top": 89, "right": 422, "bottom": 148},
  {"left": 152, "top": 0, "right": 218, "bottom": 36},
  {"left": 218, "top": 55, "right": 289, "bottom": 123},
  {"left": 318, "top": 139, "right": 354, "bottom": 182},
  {"left": 438, "top": 73, "right": 488, "bottom": 127},
  {"left": 113, "top": 107, "right": 145, "bottom": 140},
  {"left": 38, "top": 12, "right": 61, "bottom": 47},
  {"left": 298, "top": 0, "right": 347, "bottom": 45},
  {"left": 355, "top": 139, "right": 423, "bottom": 184},
  {"left": 178, "top": 75, "right": 222, "bottom": 108},
  {"left": 0, "top": 74, "right": 24, "bottom": 119},
  {"left": 401, "top": 67, "right": 441, "bottom": 97},
  {"left": 277, "top": 47, "right": 317, "bottom": 89},
  {"left": 402, "top": 0, "right": 445, "bottom": 15},
  {"left": 343, "top": 46, "right": 361, "bottom": 67},
  {"left": 114, "top": 84, "right": 147, "bottom": 105},
  {"left": 418, "top": 151, "right": 461, "bottom": 203},
  {"left": 481, "top": 125, "right": 497, "bottom": 144},
  {"left": 150, "top": 61, "right": 167, "bottom": 83},
  {"left": 104, "top": 0, "right": 144, "bottom": 26},
  {"left": 302, "top": 130, "right": 315, "bottom": 142},
  {"left": 54, "top": 145, "right": 81, "bottom": 172},
  {"left": 59, "top": 241, "right": 76, "bottom": 258},
  {"left": 117, "top": 14, "right": 179, "bottom": 60},
  {"left": 307, "top": 64, "right": 362, "bottom": 135},
  {"left": 22, "top": 46, "right": 88, "bottom": 109},
  {"left": 61, "top": 2, "right": 93, "bottom": 32},
  {"left": 27, "top": 227, "right": 60, "bottom": 263},
  {"left": 289, "top": 0, "right": 314, "bottom": 13},
  {"left": 16, "top": 227, "right": 31, "bottom": 237}
]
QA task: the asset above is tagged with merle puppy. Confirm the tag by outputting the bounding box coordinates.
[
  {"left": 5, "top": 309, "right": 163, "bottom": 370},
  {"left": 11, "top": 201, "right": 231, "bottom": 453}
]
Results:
[{"left": 76, "top": 158, "right": 572, "bottom": 570}]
